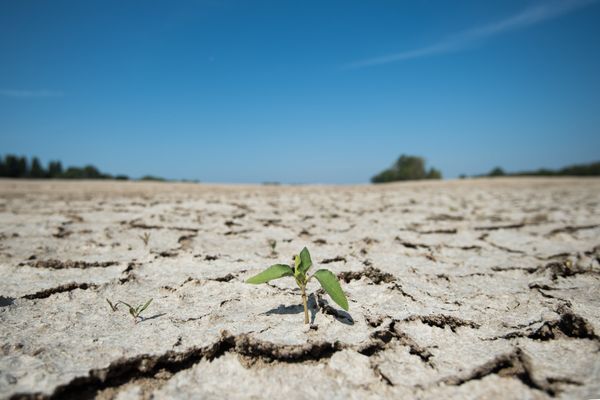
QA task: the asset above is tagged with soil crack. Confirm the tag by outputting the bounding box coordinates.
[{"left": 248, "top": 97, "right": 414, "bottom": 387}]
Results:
[
  {"left": 474, "top": 223, "right": 525, "bottom": 231},
  {"left": 442, "top": 347, "right": 577, "bottom": 396},
  {"left": 9, "top": 332, "right": 346, "bottom": 400},
  {"left": 404, "top": 314, "right": 480, "bottom": 332},
  {"left": 546, "top": 224, "right": 599, "bottom": 236},
  {"left": 358, "top": 321, "right": 434, "bottom": 367},
  {"left": 23, "top": 260, "right": 118, "bottom": 269},
  {"left": 338, "top": 267, "right": 395, "bottom": 284},
  {"left": 529, "top": 305, "right": 599, "bottom": 341},
  {"left": 21, "top": 282, "right": 98, "bottom": 300},
  {"left": 337, "top": 267, "right": 417, "bottom": 301}
]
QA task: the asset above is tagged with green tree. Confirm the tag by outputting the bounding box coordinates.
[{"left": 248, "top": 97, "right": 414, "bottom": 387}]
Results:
[
  {"left": 4, "top": 155, "right": 20, "bottom": 177},
  {"left": 372, "top": 155, "right": 441, "bottom": 183},
  {"left": 17, "top": 156, "right": 28, "bottom": 177},
  {"left": 140, "top": 175, "right": 166, "bottom": 181},
  {"left": 4, "top": 155, "right": 29, "bottom": 177},
  {"left": 62, "top": 165, "right": 112, "bottom": 179},
  {"left": 488, "top": 167, "right": 505, "bottom": 177},
  {"left": 30, "top": 157, "right": 46, "bottom": 178},
  {"left": 83, "top": 165, "right": 103, "bottom": 178},
  {"left": 426, "top": 168, "right": 442, "bottom": 179},
  {"left": 560, "top": 162, "right": 600, "bottom": 176},
  {"left": 47, "top": 161, "right": 63, "bottom": 178},
  {"left": 62, "top": 167, "right": 85, "bottom": 179}
]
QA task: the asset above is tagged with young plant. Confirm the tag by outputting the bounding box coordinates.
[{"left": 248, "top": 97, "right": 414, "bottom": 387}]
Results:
[
  {"left": 106, "top": 298, "right": 153, "bottom": 324},
  {"left": 267, "top": 239, "right": 277, "bottom": 256},
  {"left": 139, "top": 232, "right": 151, "bottom": 246},
  {"left": 121, "top": 299, "right": 153, "bottom": 323},
  {"left": 246, "top": 247, "right": 348, "bottom": 324},
  {"left": 106, "top": 298, "right": 119, "bottom": 312}
]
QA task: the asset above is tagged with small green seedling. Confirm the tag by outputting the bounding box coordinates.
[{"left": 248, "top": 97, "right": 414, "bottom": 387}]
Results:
[
  {"left": 268, "top": 239, "right": 277, "bottom": 255},
  {"left": 106, "top": 298, "right": 119, "bottom": 312},
  {"left": 246, "top": 247, "right": 348, "bottom": 324},
  {"left": 106, "top": 298, "right": 153, "bottom": 323},
  {"left": 139, "top": 232, "right": 151, "bottom": 246},
  {"left": 120, "top": 299, "right": 153, "bottom": 323}
]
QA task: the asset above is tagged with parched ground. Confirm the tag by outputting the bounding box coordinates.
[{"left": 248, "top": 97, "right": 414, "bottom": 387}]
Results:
[{"left": 0, "top": 178, "right": 599, "bottom": 400}]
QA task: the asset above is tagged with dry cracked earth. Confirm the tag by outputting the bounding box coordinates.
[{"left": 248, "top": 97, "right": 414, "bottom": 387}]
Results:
[{"left": 0, "top": 178, "right": 599, "bottom": 400}]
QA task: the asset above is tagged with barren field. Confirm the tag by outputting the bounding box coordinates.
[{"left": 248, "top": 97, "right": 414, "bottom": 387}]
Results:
[{"left": 1, "top": 178, "right": 599, "bottom": 399}]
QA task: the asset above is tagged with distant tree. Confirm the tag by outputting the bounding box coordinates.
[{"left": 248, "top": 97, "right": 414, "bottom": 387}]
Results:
[
  {"left": 140, "top": 175, "right": 166, "bottom": 182},
  {"left": 47, "top": 161, "right": 63, "bottom": 178},
  {"left": 531, "top": 169, "right": 553, "bottom": 176},
  {"left": 488, "top": 167, "right": 505, "bottom": 177},
  {"left": 3, "top": 155, "right": 29, "bottom": 177},
  {"left": 371, "top": 169, "right": 396, "bottom": 183},
  {"left": 372, "top": 155, "right": 441, "bottom": 183},
  {"left": 559, "top": 162, "right": 600, "bottom": 176},
  {"left": 30, "top": 157, "right": 46, "bottom": 178},
  {"left": 17, "top": 156, "right": 28, "bottom": 177},
  {"left": 459, "top": 174, "right": 467, "bottom": 179},
  {"left": 83, "top": 165, "right": 103, "bottom": 179},
  {"left": 61, "top": 167, "right": 84, "bottom": 179},
  {"left": 426, "top": 168, "right": 442, "bottom": 180},
  {"left": 61, "top": 165, "right": 108, "bottom": 179},
  {"left": 0, "top": 153, "right": 175, "bottom": 181},
  {"left": 4, "top": 155, "right": 20, "bottom": 177},
  {"left": 473, "top": 161, "right": 600, "bottom": 178}
]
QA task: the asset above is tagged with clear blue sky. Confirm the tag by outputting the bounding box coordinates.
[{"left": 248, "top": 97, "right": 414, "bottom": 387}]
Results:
[{"left": 1, "top": 0, "right": 599, "bottom": 183}]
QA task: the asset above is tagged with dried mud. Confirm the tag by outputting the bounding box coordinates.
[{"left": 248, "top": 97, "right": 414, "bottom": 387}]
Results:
[{"left": 0, "top": 178, "right": 599, "bottom": 399}]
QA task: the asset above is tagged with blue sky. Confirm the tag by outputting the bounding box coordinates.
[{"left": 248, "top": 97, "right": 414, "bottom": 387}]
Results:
[{"left": 1, "top": 0, "right": 599, "bottom": 183}]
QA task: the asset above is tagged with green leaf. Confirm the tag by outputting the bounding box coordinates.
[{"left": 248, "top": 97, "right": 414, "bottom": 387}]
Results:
[
  {"left": 129, "top": 307, "right": 136, "bottom": 317},
  {"left": 106, "top": 298, "right": 117, "bottom": 312},
  {"left": 297, "top": 247, "right": 313, "bottom": 275},
  {"left": 119, "top": 301, "right": 133, "bottom": 310},
  {"left": 313, "top": 269, "right": 349, "bottom": 311},
  {"left": 138, "top": 298, "right": 153, "bottom": 314},
  {"left": 246, "top": 264, "right": 293, "bottom": 284}
]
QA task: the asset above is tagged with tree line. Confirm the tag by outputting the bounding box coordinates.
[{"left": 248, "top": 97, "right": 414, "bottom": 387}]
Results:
[
  {"left": 0, "top": 154, "right": 129, "bottom": 180},
  {"left": 481, "top": 162, "right": 600, "bottom": 178}
]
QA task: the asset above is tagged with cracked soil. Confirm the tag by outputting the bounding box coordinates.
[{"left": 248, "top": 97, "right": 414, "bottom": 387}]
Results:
[{"left": 0, "top": 178, "right": 599, "bottom": 399}]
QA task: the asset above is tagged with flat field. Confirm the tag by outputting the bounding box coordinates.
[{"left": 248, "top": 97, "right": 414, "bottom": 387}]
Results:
[{"left": 1, "top": 178, "right": 599, "bottom": 399}]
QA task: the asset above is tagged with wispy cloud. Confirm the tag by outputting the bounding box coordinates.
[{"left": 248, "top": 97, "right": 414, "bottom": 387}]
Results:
[
  {"left": 0, "top": 89, "right": 64, "bottom": 98},
  {"left": 345, "top": 0, "right": 597, "bottom": 69}
]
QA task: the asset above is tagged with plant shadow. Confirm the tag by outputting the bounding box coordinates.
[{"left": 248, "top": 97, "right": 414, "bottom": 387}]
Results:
[
  {"left": 140, "top": 313, "right": 167, "bottom": 323},
  {"left": 327, "top": 308, "right": 354, "bottom": 325},
  {"left": 263, "top": 294, "right": 353, "bottom": 326},
  {"left": 264, "top": 304, "right": 304, "bottom": 315}
]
